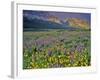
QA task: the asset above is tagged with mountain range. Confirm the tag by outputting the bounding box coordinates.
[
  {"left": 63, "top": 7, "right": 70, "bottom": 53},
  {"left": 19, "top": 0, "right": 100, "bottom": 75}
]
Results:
[{"left": 23, "top": 11, "right": 90, "bottom": 31}]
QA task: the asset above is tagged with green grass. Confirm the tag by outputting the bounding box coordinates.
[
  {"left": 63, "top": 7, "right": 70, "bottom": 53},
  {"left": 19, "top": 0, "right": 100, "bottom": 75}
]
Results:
[{"left": 23, "top": 30, "right": 91, "bottom": 69}]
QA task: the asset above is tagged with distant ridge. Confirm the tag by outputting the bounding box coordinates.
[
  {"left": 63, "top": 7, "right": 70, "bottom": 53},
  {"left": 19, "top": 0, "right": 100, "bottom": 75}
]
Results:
[{"left": 23, "top": 14, "right": 90, "bottom": 31}]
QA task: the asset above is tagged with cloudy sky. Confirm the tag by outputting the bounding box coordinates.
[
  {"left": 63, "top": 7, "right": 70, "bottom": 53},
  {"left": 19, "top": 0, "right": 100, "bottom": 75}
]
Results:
[{"left": 23, "top": 10, "right": 91, "bottom": 24}]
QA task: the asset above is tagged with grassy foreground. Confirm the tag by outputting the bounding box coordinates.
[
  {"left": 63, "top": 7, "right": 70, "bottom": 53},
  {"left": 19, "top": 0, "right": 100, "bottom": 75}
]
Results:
[{"left": 23, "top": 30, "right": 91, "bottom": 69}]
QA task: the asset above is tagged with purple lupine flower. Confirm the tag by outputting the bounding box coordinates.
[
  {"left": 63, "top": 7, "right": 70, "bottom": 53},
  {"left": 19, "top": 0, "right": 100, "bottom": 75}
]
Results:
[
  {"left": 76, "top": 44, "right": 84, "bottom": 53},
  {"left": 48, "top": 49, "right": 52, "bottom": 56}
]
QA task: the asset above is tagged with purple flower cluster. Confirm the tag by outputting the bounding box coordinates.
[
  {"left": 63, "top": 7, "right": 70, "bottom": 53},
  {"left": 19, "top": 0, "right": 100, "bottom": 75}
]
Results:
[
  {"left": 76, "top": 44, "right": 85, "bottom": 53},
  {"left": 48, "top": 50, "right": 52, "bottom": 56},
  {"left": 34, "top": 36, "right": 56, "bottom": 47}
]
